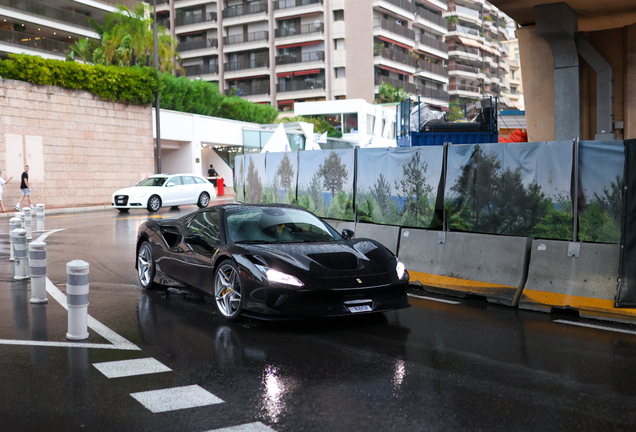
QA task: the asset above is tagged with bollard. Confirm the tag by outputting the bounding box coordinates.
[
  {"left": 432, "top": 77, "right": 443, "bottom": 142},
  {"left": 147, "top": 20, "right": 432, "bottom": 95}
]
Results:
[
  {"left": 12, "top": 229, "right": 29, "bottom": 280},
  {"left": 29, "top": 241, "right": 48, "bottom": 304},
  {"left": 23, "top": 207, "right": 32, "bottom": 241},
  {"left": 9, "top": 217, "right": 21, "bottom": 262},
  {"left": 16, "top": 211, "right": 25, "bottom": 230},
  {"left": 35, "top": 203, "right": 45, "bottom": 232},
  {"left": 66, "top": 260, "right": 89, "bottom": 340}
]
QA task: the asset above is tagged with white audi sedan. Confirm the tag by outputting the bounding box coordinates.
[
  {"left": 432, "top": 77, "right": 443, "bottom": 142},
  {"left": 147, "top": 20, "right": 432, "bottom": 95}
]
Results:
[{"left": 112, "top": 174, "right": 217, "bottom": 213}]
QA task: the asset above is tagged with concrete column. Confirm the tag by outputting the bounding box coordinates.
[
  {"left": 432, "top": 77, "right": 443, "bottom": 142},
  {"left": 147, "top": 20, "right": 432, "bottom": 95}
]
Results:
[
  {"left": 535, "top": 2, "right": 580, "bottom": 141},
  {"left": 268, "top": 0, "right": 277, "bottom": 107},
  {"left": 218, "top": 0, "right": 225, "bottom": 94},
  {"left": 324, "top": 0, "right": 333, "bottom": 100}
]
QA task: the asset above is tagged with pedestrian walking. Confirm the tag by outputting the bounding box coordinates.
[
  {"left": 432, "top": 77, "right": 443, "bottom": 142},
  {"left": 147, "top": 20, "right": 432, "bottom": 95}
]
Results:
[
  {"left": 0, "top": 170, "right": 13, "bottom": 212},
  {"left": 14, "top": 165, "right": 34, "bottom": 211}
]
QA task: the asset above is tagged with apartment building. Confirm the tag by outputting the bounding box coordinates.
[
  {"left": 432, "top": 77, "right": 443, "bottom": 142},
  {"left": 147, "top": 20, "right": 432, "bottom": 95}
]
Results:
[
  {"left": 443, "top": 0, "right": 514, "bottom": 108},
  {"left": 501, "top": 37, "right": 523, "bottom": 110},
  {"left": 0, "top": 0, "right": 137, "bottom": 61},
  {"left": 157, "top": 0, "right": 450, "bottom": 109}
]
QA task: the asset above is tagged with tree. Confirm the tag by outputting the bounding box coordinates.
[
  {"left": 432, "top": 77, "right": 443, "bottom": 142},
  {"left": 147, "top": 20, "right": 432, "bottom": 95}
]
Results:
[
  {"left": 236, "top": 158, "right": 245, "bottom": 201},
  {"left": 308, "top": 172, "right": 323, "bottom": 212},
  {"left": 371, "top": 174, "right": 393, "bottom": 222},
  {"left": 276, "top": 153, "right": 294, "bottom": 193},
  {"left": 395, "top": 152, "right": 433, "bottom": 227},
  {"left": 446, "top": 103, "right": 465, "bottom": 122},
  {"left": 318, "top": 151, "right": 348, "bottom": 198},
  {"left": 246, "top": 158, "right": 262, "bottom": 204},
  {"left": 66, "top": 38, "right": 96, "bottom": 63},
  {"left": 375, "top": 82, "right": 409, "bottom": 104}
]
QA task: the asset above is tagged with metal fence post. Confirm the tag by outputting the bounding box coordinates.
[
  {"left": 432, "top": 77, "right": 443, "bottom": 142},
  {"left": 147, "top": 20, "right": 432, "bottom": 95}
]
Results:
[
  {"left": 23, "top": 207, "right": 32, "bottom": 241},
  {"left": 12, "top": 229, "right": 29, "bottom": 280},
  {"left": 66, "top": 260, "right": 90, "bottom": 340},
  {"left": 9, "top": 217, "right": 21, "bottom": 262},
  {"left": 29, "top": 241, "right": 48, "bottom": 304},
  {"left": 35, "top": 204, "right": 45, "bottom": 233}
]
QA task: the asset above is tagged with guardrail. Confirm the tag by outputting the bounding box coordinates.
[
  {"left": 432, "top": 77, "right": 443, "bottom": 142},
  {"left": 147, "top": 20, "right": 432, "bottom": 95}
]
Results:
[
  {"left": 0, "top": 28, "right": 70, "bottom": 55},
  {"left": 177, "top": 38, "right": 218, "bottom": 52},
  {"left": 276, "top": 51, "right": 324, "bottom": 65},
  {"left": 183, "top": 63, "right": 219, "bottom": 76},
  {"left": 175, "top": 12, "right": 217, "bottom": 27},
  {"left": 225, "top": 82, "right": 270, "bottom": 97},
  {"left": 0, "top": 0, "right": 92, "bottom": 29},
  {"left": 223, "top": 1, "right": 267, "bottom": 18},
  {"left": 275, "top": 22, "right": 324, "bottom": 37},
  {"left": 277, "top": 79, "right": 325, "bottom": 92},
  {"left": 224, "top": 31, "right": 268, "bottom": 45},
  {"left": 373, "top": 17, "right": 415, "bottom": 40},
  {"left": 275, "top": 0, "right": 322, "bottom": 9},
  {"left": 225, "top": 55, "right": 269, "bottom": 71}
]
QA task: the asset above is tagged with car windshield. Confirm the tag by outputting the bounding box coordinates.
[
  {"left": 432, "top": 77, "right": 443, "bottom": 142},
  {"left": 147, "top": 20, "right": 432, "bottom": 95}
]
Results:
[
  {"left": 136, "top": 177, "right": 167, "bottom": 187},
  {"left": 226, "top": 207, "right": 342, "bottom": 244}
]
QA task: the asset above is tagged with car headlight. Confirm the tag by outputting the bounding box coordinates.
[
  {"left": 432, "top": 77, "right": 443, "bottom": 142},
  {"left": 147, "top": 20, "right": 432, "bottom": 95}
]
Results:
[
  {"left": 396, "top": 260, "right": 406, "bottom": 279},
  {"left": 256, "top": 265, "right": 304, "bottom": 287}
]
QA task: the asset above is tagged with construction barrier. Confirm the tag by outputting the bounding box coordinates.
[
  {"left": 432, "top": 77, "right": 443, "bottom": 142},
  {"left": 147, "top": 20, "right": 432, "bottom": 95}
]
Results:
[
  {"left": 354, "top": 223, "right": 401, "bottom": 255},
  {"left": 518, "top": 240, "right": 632, "bottom": 323},
  {"left": 398, "top": 229, "right": 531, "bottom": 306}
]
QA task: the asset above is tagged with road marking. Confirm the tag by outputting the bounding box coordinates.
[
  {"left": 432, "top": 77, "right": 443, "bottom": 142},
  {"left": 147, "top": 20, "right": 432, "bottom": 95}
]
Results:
[
  {"left": 203, "top": 422, "right": 277, "bottom": 432},
  {"left": 0, "top": 339, "right": 136, "bottom": 350},
  {"left": 408, "top": 293, "right": 461, "bottom": 305},
  {"left": 554, "top": 319, "right": 636, "bottom": 336},
  {"left": 35, "top": 229, "right": 66, "bottom": 242},
  {"left": 93, "top": 358, "right": 172, "bottom": 379},
  {"left": 130, "top": 385, "right": 224, "bottom": 413}
]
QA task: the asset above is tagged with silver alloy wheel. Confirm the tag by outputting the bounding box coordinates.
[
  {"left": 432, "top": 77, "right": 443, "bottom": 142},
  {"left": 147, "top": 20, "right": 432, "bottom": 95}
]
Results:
[
  {"left": 198, "top": 192, "right": 210, "bottom": 208},
  {"left": 214, "top": 263, "right": 242, "bottom": 318},
  {"left": 148, "top": 195, "right": 161, "bottom": 212},
  {"left": 137, "top": 243, "right": 153, "bottom": 288}
]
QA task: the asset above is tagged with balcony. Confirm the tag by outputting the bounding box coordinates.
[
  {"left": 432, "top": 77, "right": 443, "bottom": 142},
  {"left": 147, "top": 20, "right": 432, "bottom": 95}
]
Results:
[
  {"left": 177, "top": 38, "right": 218, "bottom": 52},
  {"left": 373, "top": 17, "right": 414, "bottom": 41},
  {"left": 448, "top": 63, "right": 481, "bottom": 77},
  {"left": 0, "top": 0, "right": 93, "bottom": 30},
  {"left": 0, "top": 27, "right": 70, "bottom": 57},
  {"left": 415, "top": 60, "right": 448, "bottom": 80},
  {"left": 375, "top": 76, "right": 416, "bottom": 94},
  {"left": 175, "top": 12, "right": 217, "bottom": 27},
  {"left": 276, "top": 51, "right": 324, "bottom": 65},
  {"left": 275, "top": 22, "right": 324, "bottom": 38},
  {"left": 183, "top": 63, "right": 219, "bottom": 77},
  {"left": 448, "top": 23, "right": 482, "bottom": 39},
  {"left": 225, "top": 55, "right": 269, "bottom": 72},
  {"left": 225, "top": 82, "right": 270, "bottom": 97},
  {"left": 275, "top": 0, "right": 322, "bottom": 9},
  {"left": 223, "top": 1, "right": 267, "bottom": 19},
  {"left": 375, "top": 46, "right": 416, "bottom": 68},
  {"left": 224, "top": 31, "right": 269, "bottom": 45},
  {"left": 414, "top": 33, "right": 448, "bottom": 57},
  {"left": 277, "top": 79, "right": 325, "bottom": 93},
  {"left": 448, "top": 84, "right": 482, "bottom": 98},
  {"left": 414, "top": 5, "right": 447, "bottom": 34},
  {"left": 373, "top": 0, "right": 415, "bottom": 17}
]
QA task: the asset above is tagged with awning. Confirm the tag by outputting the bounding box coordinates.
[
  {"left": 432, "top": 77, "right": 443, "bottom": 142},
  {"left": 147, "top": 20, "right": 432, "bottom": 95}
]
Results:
[
  {"left": 379, "top": 64, "right": 408, "bottom": 75},
  {"left": 379, "top": 36, "right": 412, "bottom": 50},
  {"left": 457, "top": 36, "right": 482, "bottom": 49},
  {"left": 226, "top": 74, "right": 268, "bottom": 81},
  {"left": 277, "top": 72, "right": 294, "bottom": 77},
  {"left": 481, "top": 45, "right": 498, "bottom": 55},
  {"left": 294, "top": 69, "right": 320, "bottom": 76},
  {"left": 277, "top": 40, "right": 321, "bottom": 49},
  {"left": 278, "top": 100, "right": 294, "bottom": 106}
]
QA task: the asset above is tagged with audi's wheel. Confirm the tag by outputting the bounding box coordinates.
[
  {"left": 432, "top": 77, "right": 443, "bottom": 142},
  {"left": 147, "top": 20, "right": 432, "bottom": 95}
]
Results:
[
  {"left": 197, "top": 192, "right": 210, "bottom": 208},
  {"left": 147, "top": 195, "right": 161, "bottom": 212}
]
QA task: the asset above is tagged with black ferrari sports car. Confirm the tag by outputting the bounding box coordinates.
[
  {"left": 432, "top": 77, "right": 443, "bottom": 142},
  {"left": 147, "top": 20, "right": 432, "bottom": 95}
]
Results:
[{"left": 135, "top": 204, "right": 410, "bottom": 321}]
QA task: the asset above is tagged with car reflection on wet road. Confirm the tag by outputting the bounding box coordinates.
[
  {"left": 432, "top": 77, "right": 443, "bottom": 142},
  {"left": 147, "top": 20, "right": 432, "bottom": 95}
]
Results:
[{"left": 2, "top": 206, "right": 636, "bottom": 431}]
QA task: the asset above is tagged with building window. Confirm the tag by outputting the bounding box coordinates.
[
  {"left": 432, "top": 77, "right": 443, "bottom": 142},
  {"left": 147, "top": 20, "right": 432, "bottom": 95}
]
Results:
[
  {"left": 344, "top": 113, "right": 358, "bottom": 133},
  {"left": 335, "top": 38, "right": 345, "bottom": 50},
  {"left": 335, "top": 67, "right": 345, "bottom": 79},
  {"left": 367, "top": 114, "right": 375, "bottom": 134},
  {"left": 333, "top": 10, "right": 344, "bottom": 21}
]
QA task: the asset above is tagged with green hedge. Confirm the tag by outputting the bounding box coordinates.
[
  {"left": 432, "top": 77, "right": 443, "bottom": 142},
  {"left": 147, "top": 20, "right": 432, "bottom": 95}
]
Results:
[
  {"left": 0, "top": 54, "right": 279, "bottom": 124},
  {"left": 0, "top": 54, "right": 158, "bottom": 104}
]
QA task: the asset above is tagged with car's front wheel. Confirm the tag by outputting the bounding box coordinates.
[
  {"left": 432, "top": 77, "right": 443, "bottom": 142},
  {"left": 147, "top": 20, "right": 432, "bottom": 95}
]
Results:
[
  {"left": 137, "top": 241, "right": 157, "bottom": 290},
  {"left": 197, "top": 192, "right": 210, "bottom": 208},
  {"left": 147, "top": 195, "right": 161, "bottom": 212},
  {"left": 214, "top": 260, "right": 243, "bottom": 321}
]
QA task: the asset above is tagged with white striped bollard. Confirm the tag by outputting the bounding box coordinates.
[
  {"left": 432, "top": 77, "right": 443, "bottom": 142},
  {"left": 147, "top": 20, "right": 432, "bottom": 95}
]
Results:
[
  {"left": 35, "top": 203, "right": 45, "bottom": 232},
  {"left": 16, "top": 211, "right": 25, "bottom": 229},
  {"left": 23, "top": 207, "right": 32, "bottom": 241},
  {"left": 13, "top": 228, "right": 29, "bottom": 280},
  {"left": 66, "top": 260, "right": 89, "bottom": 340},
  {"left": 29, "top": 241, "right": 48, "bottom": 304},
  {"left": 9, "top": 217, "right": 21, "bottom": 262}
]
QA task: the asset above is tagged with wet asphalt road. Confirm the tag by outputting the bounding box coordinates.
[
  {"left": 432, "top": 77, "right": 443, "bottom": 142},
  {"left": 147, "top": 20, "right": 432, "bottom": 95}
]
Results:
[{"left": 2, "top": 205, "right": 636, "bottom": 432}]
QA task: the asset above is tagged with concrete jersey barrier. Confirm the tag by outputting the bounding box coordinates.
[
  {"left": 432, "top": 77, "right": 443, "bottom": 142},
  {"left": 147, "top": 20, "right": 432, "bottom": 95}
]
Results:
[
  {"left": 398, "top": 229, "right": 532, "bottom": 306},
  {"left": 354, "top": 223, "right": 400, "bottom": 255},
  {"left": 519, "top": 240, "right": 634, "bottom": 323}
]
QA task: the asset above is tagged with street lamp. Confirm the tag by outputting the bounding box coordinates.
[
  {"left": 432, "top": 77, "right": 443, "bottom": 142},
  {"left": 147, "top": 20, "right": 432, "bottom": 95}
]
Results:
[{"left": 153, "top": 0, "right": 162, "bottom": 174}]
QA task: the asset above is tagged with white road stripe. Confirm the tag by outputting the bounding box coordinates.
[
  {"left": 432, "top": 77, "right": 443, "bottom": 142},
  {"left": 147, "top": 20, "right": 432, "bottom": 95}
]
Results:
[
  {"left": 554, "top": 319, "right": 636, "bottom": 336},
  {"left": 0, "top": 339, "right": 136, "bottom": 350},
  {"left": 34, "top": 229, "right": 66, "bottom": 243},
  {"left": 203, "top": 422, "right": 277, "bottom": 432},
  {"left": 130, "top": 385, "right": 224, "bottom": 413},
  {"left": 408, "top": 293, "right": 461, "bottom": 304},
  {"left": 93, "top": 358, "right": 172, "bottom": 379}
]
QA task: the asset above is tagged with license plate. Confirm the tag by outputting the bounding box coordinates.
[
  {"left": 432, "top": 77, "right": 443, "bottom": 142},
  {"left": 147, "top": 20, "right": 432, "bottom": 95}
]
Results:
[
  {"left": 117, "top": 200, "right": 124, "bottom": 204},
  {"left": 348, "top": 305, "right": 372, "bottom": 313}
]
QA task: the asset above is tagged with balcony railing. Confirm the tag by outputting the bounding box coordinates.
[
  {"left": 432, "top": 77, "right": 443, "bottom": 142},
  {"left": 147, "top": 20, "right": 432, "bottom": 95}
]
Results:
[
  {"left": 375, "top": 76, "right": 417, "bottom": 94},
  {"left": 449, "top": 44, "right": 480, "bottom": 56},
  {"left": 375, "top": 47, "right": 416, "bottom": 68},
  {"left": 0, "top": 0, "right": 92, "bottom": 29},
  {"left": 373, "top": 17, "right": 415, "bottom": 40},
  {"left": 414, "top": 87, "right": 448, "bottom": 99},
  {"left": 275, "top": 22, "right": 324, "bottom": 38},
  {"left": 448, "top": 23, "right": 481, "bottom": 38},
  {"left": 0, "top": 28, "right": 70, "bottom": 55},
  {"left": 449, "top": 84, "right": 481, "bottom": 94},
  {"left": 177, "top": 38, "right": 218, "bottom": 52},
  {"left": 414, "top": 6, "right": 445, "bottom": 27},
  {"left": 175, "top": 12, "right": 217, "bottom": 27},
  {"left": 183, "top": 63, "right": 219, "bottom": 76},
  {"left": 416, "top": 60, "right": 448, "bottom": 78},
  {"left": 275, "top": 0, "right": 322, "bottom": 10},
  {"left": 223, "top": 1, "right": 267, "bottom": 18},
  {"left": 224, "top": 31, "right": 268, "bottom": 45},
  {"left": 276, "top": 51, "right": 324, "bottom": 65},
  {"left": 448, "top": 63, "right": 480, "bottom": 74},
  {"left": 379, "top": 0, "right": 415, "bottom": 14},
  {"left": 277, "top": 79, "right": 325, "bottom": 92},
  {"left": 225, "top": 82, "right": 270, "bottom": 97},
  {"left": 455, "top": 4, "right": 480, "bottom": 19},
  {"left": 414, "top": 33, "right": 448, "bottom": 53},
  {"left": 225, "top": 56, "right": 269, "bottom": 72}
]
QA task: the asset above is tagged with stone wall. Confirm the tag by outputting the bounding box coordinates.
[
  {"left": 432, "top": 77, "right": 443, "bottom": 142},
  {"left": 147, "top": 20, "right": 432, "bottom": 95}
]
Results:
[{"left": 0, "top": 78, "right": 154, "bottom": 209}]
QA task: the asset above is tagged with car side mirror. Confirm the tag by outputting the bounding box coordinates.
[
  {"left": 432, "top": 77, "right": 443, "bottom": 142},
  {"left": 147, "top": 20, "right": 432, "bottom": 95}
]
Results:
[
  {"left": 166, "top": 184, "right": 175, "bottom": 188},
  {"left": 342, "top": 229, "right": 354, "bottom": 240}
]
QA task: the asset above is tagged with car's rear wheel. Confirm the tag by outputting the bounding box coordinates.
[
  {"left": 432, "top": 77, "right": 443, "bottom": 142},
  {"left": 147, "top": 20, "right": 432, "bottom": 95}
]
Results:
[
  {"left": 214, "top": 260, "right": 243, "bottom": 321},
  {"left": 118, "top": 208, "right": 129, "bottom": 213},
  {"left": 137, "top": 242, "right": 157, "bottom": 290},
  {"left": 147, "top": 195, "right": 161, "bottom": 212},
  {"left": 197, "top": 192, "right": 210, "bottom": 208}
]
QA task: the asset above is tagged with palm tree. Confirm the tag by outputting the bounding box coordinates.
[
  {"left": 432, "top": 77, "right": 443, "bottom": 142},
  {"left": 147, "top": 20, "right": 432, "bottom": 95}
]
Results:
[{"left": 66, "top": 38, "right": 96, "bottom": 63}]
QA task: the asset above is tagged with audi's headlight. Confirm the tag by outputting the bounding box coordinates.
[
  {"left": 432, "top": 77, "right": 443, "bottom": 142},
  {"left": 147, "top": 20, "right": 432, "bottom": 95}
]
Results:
[
  {"left": 396, "top": 260, "right": 406, "bottom": 279},
  {"left": 256, "top": 265, "right": 304, "bottom": 287}
]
